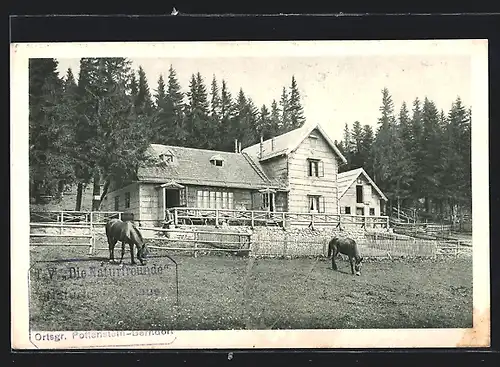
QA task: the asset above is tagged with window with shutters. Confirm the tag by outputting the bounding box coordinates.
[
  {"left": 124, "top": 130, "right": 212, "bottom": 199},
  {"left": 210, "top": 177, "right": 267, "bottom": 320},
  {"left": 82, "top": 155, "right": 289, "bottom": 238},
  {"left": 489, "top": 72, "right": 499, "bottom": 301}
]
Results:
[
  {"left": 307, "top": 159, "right": 324, "bottom": 177},
  {"left": 308, "top": 195, "right": 324, "bottom": 213}
]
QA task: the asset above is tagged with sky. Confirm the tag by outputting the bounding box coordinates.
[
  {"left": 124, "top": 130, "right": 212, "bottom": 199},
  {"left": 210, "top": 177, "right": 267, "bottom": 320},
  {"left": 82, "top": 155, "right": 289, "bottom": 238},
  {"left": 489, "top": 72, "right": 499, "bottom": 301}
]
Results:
[{"left": 56, "top": 53, "right": 471, "bottom": 143}]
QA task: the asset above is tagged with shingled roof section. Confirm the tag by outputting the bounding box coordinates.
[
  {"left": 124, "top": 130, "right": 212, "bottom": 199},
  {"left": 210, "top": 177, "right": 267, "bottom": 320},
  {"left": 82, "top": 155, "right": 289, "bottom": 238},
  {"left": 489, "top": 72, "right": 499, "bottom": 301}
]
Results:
[
  {"left": 242, "top": 123, "right": 347, "bottom": 164},
  {"left": 337, "top": 167, "right": 388, "bottom": 201},
  {"left": 137, "top": 144, "right": 280, "bottom": 190}
]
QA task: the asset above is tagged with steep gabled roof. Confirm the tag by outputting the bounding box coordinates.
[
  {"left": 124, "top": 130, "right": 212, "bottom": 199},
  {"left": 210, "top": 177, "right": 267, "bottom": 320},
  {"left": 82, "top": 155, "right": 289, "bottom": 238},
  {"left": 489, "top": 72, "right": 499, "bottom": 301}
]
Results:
[
  {"left": 137, "top": 144, "right": 280, "bottom": 190},
  {"left": 242, "top": 123, "right": 348, "bottom": 164},
  {"left": 337, "top": 167, "right": 388, "bottom": 201}
]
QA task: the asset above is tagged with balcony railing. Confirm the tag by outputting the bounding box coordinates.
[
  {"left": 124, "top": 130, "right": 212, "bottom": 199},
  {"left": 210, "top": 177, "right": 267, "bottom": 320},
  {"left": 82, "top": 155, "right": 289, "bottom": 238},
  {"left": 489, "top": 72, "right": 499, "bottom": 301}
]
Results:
[{"left": 165, "top": 207, "right": 390, "bottom": 229}]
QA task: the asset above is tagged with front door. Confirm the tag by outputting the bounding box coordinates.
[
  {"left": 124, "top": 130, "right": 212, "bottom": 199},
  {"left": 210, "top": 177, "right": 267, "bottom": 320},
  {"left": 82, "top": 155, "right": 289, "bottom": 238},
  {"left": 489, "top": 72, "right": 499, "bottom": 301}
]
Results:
[
  {"left": 165, "top": 189, "right": 180, "bottom": 209},
  {"left": 262, "top": 192, "right": 275, "bottom": 212}
]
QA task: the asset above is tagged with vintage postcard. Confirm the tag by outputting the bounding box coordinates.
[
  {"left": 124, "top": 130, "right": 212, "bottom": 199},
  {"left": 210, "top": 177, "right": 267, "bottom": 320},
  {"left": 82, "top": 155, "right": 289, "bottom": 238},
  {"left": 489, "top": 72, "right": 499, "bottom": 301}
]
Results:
[{"left": 11, "top": 39, "right": 490, "bottom": 349}]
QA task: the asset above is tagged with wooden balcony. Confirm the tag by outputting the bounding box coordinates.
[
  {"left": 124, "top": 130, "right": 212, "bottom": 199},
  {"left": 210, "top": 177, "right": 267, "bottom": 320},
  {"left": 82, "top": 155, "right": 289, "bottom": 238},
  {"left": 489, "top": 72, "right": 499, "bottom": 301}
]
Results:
[{"left": 165, "top": 207, "right": 390, "bottom": 230}]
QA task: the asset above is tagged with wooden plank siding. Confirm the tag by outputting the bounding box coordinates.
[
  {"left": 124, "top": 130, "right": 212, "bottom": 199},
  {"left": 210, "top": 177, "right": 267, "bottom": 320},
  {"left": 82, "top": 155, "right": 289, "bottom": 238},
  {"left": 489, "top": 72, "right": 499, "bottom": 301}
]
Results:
[
  {"left": 101, "top": 182, "right": 141, "bottom": 219},
  {"left": 260, "top": 156, "right": 289, "bottom": 184},
  {"left": 139, "top": 184, "right": 160, "bottom": 223},
  {"left": 339, "top": 175, "right": 383, "bottom": 216},
  {"left": 286, "top": 129, "right": 339, "bottom": 214}
]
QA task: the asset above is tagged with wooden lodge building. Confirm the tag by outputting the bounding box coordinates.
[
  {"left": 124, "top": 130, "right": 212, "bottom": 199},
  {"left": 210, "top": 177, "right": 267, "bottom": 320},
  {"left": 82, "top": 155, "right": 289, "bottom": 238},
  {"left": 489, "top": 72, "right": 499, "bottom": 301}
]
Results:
[{"left": 101, "top": 124, "right": 388, "bottom": 226}]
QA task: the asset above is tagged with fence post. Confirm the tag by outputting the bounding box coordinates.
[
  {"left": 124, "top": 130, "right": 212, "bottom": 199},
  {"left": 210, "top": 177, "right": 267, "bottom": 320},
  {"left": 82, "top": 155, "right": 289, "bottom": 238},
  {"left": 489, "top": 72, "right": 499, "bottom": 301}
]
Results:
[
  {"left": 174, "top": 209, "right": 178, "bottom": 227},
  {"left": 282, "top": 233, "right": 288, "bottom": 258},
  {"left": 282, "top": 212, "right": 286, "bottom": 229},
  {"left": 215, "top": 209, "right": 219, "bottom": 228},
  {"left": 89, "top": 212, "right": 94, "bottom": 255},
  {"left": 60, "top": 211, "right": 64, "bottom": 234}
]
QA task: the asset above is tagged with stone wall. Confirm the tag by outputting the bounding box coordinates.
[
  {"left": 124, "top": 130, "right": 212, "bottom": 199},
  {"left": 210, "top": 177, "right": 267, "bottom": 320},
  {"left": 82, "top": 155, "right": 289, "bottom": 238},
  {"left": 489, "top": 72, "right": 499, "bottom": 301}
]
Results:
[{"left": 250, "top": 226, "right": 366, "bottom": 258}]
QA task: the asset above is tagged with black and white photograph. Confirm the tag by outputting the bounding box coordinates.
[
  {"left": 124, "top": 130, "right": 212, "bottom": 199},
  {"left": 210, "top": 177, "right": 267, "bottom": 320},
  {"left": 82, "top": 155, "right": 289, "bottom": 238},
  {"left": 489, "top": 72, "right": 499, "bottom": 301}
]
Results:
[{"left": 11, "top": 39, "right": 490, "bottom": 349}]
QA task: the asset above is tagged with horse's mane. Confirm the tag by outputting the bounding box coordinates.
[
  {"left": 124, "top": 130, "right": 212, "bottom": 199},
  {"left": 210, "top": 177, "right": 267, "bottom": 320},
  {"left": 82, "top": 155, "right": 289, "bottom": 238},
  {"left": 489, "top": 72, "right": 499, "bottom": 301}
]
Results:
[{"left": 132, "top": 223, "right": 144, "bottom": 243}]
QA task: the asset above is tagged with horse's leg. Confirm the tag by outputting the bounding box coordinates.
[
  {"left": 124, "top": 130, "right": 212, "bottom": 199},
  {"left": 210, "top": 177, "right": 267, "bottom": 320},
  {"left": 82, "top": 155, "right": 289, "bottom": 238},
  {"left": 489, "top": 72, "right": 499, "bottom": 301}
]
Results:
[
  {"left": 119, "top": 241, "right": 126, "bottom": 264},
  {"left": 349, "top": 257, "right": 355, "bottom": 275},
  {"left": 130, "top": 244, "right": 136, "bottom": 265},
  {"left": 331, "top": 248, "right": 338, "bottom": 271},
  {"left": 108, "top": 237, "right": 117, "bottom": 263}
]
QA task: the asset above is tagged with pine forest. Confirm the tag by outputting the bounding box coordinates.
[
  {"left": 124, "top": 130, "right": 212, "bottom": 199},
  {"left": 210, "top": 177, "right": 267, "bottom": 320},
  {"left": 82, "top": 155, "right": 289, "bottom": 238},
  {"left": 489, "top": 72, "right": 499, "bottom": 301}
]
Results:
[{"left": 29, "top": 58, "right": 472, "bottom": 222}]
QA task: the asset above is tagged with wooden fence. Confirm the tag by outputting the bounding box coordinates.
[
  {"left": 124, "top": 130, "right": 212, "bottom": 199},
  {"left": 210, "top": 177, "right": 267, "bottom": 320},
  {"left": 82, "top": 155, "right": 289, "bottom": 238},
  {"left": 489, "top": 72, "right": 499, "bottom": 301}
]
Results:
[
  {"left": 30, "top": 220, "right": 252, "bottom": 258},
  {"left": 167, "top": 207, "right": 390, "bottom": 229}
]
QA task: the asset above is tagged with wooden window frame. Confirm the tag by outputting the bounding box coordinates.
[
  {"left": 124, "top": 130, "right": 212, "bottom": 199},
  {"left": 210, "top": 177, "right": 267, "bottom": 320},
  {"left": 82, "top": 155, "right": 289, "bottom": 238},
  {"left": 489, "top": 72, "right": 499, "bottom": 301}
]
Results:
[
  {"left": 356, "top": 185, "right": 363, "bottom": 203},
  {"left": 307, "top": 159, "right": 324, "bottom": 178},
  {"left": 308, "top": 195, "right": 325, "bottom": 213},
  {"left": 179, "top": 188, "right": 187, "bottom": 206},
  {"left": 124, "top": 192, "right": 130, "bottom": 209}
]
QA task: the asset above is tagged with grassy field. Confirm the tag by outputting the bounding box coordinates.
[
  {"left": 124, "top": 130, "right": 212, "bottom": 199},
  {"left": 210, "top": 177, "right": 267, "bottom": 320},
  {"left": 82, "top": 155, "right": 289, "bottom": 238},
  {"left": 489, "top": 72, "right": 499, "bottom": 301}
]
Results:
[{"left": 29, "top": 243, "right": 473, "bottom": 331}]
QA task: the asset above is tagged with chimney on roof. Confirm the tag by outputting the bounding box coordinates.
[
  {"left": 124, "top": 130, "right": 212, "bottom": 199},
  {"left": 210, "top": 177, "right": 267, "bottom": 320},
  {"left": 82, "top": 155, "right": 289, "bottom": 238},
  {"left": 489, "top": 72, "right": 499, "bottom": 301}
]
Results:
[
  {"left": 238, "top": 141, "right": 242, "bottom": 153},
  {"left": 259, "top": 135, "right": 264, "bottom": 159},
  {"left": 234, "top": 139, "right": 238, "bottom": 153},
  {"left": 271, "top": 137, "right": 275, "bottom": 151}
]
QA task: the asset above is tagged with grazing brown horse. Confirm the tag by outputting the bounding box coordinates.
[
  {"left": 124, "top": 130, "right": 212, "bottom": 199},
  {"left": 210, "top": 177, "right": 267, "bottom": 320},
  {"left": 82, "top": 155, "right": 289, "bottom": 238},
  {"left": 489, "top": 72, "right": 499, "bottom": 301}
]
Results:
[
  {"left": 105, "top": 218, "right": 149, "bottom": 265},
  {"left": 327, "top": 236, "right": 363, "bottom": 276}
]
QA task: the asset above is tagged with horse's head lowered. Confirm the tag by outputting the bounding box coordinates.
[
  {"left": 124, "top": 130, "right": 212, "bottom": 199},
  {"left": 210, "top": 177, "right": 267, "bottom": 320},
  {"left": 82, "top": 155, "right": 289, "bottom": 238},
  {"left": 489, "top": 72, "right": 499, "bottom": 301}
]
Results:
[
  {"left": 137, "top": 243, "right": 151, "bottom": 264},
  {"left": 354, "top": 257, "right": 364, "bottom": 276}
]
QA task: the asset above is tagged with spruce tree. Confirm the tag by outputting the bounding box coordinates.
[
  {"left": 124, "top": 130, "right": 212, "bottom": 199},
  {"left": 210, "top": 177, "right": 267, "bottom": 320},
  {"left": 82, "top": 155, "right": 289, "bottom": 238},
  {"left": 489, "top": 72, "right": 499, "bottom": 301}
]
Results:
[
  {"left": 29, "top": 58, "right": 75, "bottom": 202},
  {"left": 185, "top": 72, "right": 210, "bottom": 149},
  {"left": 350, "top": 121, "right": 364, "bottom": 169},
  {"left": 218, "top": 79, "right": 234, "bottom": 151},
  {"left": 75, "top": 57, "right": 152, "bottom": 209},
  {"left": 420, "top": 97, "right": 442, "bottom": 214},
  {"left": 269, "top": 100, "right": 281, "bottom": 138},
  {"left": 288, "top": 75, "right": 306, "bottom": 129},
  {"left": 209, "top": 75, "right": 222, "bottom": 149},
  {"left": 258, "top": 104, "right": 271, "bottom": 140},
  {"left": 361, "top": 124, "right": 375, "bottom": 178},
  {"left": 279, "top": 87, "right": 290, "bottom": 133},
  {"left": 166, "top": 65, "right": 186, "bottom": 146}
]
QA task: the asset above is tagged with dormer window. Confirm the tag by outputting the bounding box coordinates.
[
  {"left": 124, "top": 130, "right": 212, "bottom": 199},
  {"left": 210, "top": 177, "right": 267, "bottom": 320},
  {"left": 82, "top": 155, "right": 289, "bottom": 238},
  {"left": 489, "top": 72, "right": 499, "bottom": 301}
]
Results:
[
  {"left": 159, "top": 150, "right": 174, "bottom": 164},
  {"left": 210, "top": 154, "right": 225, "bottom": 167}
]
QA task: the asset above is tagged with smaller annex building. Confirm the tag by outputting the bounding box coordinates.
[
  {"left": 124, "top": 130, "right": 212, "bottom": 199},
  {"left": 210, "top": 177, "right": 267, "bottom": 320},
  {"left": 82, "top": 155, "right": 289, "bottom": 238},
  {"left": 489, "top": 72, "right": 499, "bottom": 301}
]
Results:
[{"left": 337, "top": 167, "right": 388, "bottom": 217}]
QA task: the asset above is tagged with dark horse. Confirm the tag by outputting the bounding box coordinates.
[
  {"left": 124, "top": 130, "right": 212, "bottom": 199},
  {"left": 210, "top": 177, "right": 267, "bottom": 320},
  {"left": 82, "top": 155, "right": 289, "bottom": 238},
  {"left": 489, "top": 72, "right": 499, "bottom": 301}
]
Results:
[
  {"left": 327, "top": 236, "right": 363, "bottom": 276},
  {"left": 105, "top": 218, "right": 149, "bottom": 265}
]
